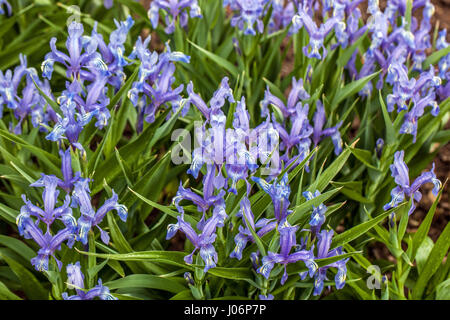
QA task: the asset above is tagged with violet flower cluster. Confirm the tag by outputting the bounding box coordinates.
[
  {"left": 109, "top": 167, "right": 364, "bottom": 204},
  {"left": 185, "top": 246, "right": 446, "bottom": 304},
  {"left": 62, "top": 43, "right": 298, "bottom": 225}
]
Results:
[
  {"left": 261, "top": 77, "right": 343, "bottom": 171},
  {"left": 250, "top": 174, "right": 348, "bottom": 295},
  {"left": 0, "top": 54, "right": 57, "bottom": 134},
  {"left": 166, "top": 76, "right": 349, "bottom": 296},
  {"left": 127, "top": 36, "right": 190, "bottom": 131},
  {"left": 384, "top": 150, "right": 441, "bottom": 216},
  {"left": 40, "top": 16, "right": 135, "bottom": 154},
  {"left": 16, "top": 148, "right": 128, "bottom": 272},
  {"left": 148, "top": 0, "right": 202, "bottom": 34},
  {"left": 62, "top": 261, "right": 116, "bottom": 300}
]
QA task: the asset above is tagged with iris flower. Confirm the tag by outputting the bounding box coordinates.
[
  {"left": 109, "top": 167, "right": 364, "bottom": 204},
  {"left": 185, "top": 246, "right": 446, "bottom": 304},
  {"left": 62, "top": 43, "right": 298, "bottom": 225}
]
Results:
[{"left": 384, "top": 150, "right": 441, "bottom": 215}]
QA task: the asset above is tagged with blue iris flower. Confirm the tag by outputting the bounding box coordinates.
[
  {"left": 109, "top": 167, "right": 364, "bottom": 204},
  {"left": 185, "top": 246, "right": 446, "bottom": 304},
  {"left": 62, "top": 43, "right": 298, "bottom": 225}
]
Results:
[
  {"left": 252, "top": 173, "right": 291, "bottom": 223},
  {"left": 303, "top": 190, "right": 327, "bottom": 235},
  {"left": 41, "top": 21, "right": 101, "bottom": 81},
  {"left": 72, "top": 178, "right": 128, "bottom": 245},
  {"left": 312, "top": 100, "right": 343, "bottom": 155},
  {"left": 148, "top": 0, "right": 202, "bottom": 34},
  {"left": 226, "top": 0, "right": 268, "bottom": 35},
  {"left": 300, "top": 230, "right": 349, "bottom": 296},
  {"left": 230, "top": 197, "right": 276, "bottom": 260},
  {"left": 16, "top": 175, "right": 78, "bottom": 271},
  {"left": 257, "top": 220, "right": 314, "bottom": 285},
  {"left": 292, "top": 6, "right": 338, "bottom": 59},
  {"left": 384, "top": 150, "right": 441, "bottom": 216},
  {"left": 166, "top": 213, "right": 223, "bottom": 273},
  {"left": 0, "top": 0, "right": 11, "bottom": 16},
  {"left": 128, "top": 38, "right": 188, "bottom": 129},
  {"left": 62, "top": 262, "right": 117, "bottom": 300}
]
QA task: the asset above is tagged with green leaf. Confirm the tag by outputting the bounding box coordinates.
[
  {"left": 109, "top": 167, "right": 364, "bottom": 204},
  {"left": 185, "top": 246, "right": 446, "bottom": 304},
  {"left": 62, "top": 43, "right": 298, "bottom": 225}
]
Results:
[
  {"left": 107, "top": 212, "right": 163, "bottom": 275},
  {"left": 0, "top": 203, "right": 19, "bottom": 223},
  {"left": 331, "top": 71, "right": 380, "bottom": 108},
  {"left": 115, "top": 0, "right": 148, "bottom": 17},
  {"left": 415, "top": 236, "right": 434, "bottom": 275},
  {"left": 436, "top": 279, "right": 450, "bottom": 300},
  {"left": 78, "top": 250, "right": 192, "bottom": 270},
  {"left": 411, "top": 185, "right": 444, "bottom": 260},
  {"left": 128, "top": 187, "right": 197, "bottom": 225},
  {"left": 170, "top": 289, "right": 194, "bottom": 300},
  {"left": 0, "top": 129, "right": 60, "bottom": 172},
  {"left": 108, "top": 66, "right": 139, "bottom": 110},
  {"left": 331, "top": 204, "right": 405, "bottom": 249},
  {"left": 413, "top": 220, "right": 450, "bottom": 299},
  {"left": 0, "top": 235, "right": 35, "bottom": 262},
  {"left": 308, "top": 142, "right": 354, "bottom": 193},
  {"left": 0, "top": 280, "right": 22, "bottom": 300},
  {"left": 91, "top": 108, "right": 170, "bottom": 194},
  {"left": 105, "top": 274, "right": 186, "bottom": 294},
  {"left": 349, "top": 147, "right": 379, "bottom": 170},
  {"left": 405, "top": 0, "right": 412, "bottom": 31},
  {"left": 188, "top": 40, "right": 238, "bottom": 77},
  {"left": 423, "top": 45, "right": 450, "bottom": 68},
  {"left": 379, "top": 90, "right": 396, "bottom": 145},
  {"left": 32, "top": 77, "right": 62, "bottom": 116},
  {"left": 288, "top": 187, "right": 342, "bottom": 225},
  {"left": 337, "top": 31, "right": 367, "bottom": 67},
  {"left": 0, "top": 252, "right": 48, "bottom": 300},
  {"left": 207, "top": 267, "right": 253, "bottom": 281}
]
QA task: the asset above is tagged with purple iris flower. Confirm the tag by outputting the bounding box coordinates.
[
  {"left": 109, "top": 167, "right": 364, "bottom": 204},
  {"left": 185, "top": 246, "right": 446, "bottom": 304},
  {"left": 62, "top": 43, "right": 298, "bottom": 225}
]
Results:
[
  {"left": 148, "top": 0, "right": 202, "bottom": 34},
  {"left": 0, "top": 0, "right": 11, "bottom": 15},
  {"left": 16, "top": 175, "right": 77, "bottom": 271},
  {"left": 269, "top": 0, "right": 295, "bottom": 33},
  {"left": 90, "top": 16, "right": 135, "bottom": 89},
  {"left": 72, "top": 178, "right": 128, "bottom": 245},
  {"left": 384, "top": 0, "right": 429, "bottom": 24},
  {"left": 128, "top": 37, "right": 188, "bottom": 129},
  {"left": 230, "top": 197, "right": 276, "bottom": 260},
  {"left": 103, "top": 0, "right": 113, "bottom": 9},
  {"left": 399, "top": 91, "right": 439, "bottom": 142},
  {"left": 62, "top": 262, "right": 117, "bottom": 300},
  {"left": 331, "top": 0, "right": 366, "bottom": 50},
  {"left": 300, "top": 230, "right": 348, "bottom": 296},
  {"left": 261, "top": 77, "right": 309, "bottom": 118},
  {"left": 46, "top": 81, "right": 98, "bottom": 153},
  {"left": 186, "top": 76, "right": 234, "bottom": 121},
  {"left": 303, "top": 190, "right": 327, "bottom": 235},
  {"left": 436, "top": 30, "right": 449, "bottom": 100},
  {"left": 0, "top": 55, "right": 32, "bottom": 114},
  {"left": 18, "top": 216, "right": 75, "bottom": 271},
  {"left": 384, "top": 150, "right": 441, "bottom": 215},
  {"left": 166, "top": 212, "right": 222, "bottom": 272},
  {"left": 226, "top": 0, "right": 268, "bottom": 35},
  {"left": 18, "top": 175, "right": 77, "bottom": 233},
  {"left": 173, "top": 165, "right": 226, "bottom": 229},
  {"left": 273, "top": 103, "right": 313, "bottom": 169},
  {"left": 386, "top": 65, "right": 440, "bottom": 142},
  {"left": 257, "top": 220, "right": 314, "bottom": 285},
  {"left": 365, "top": 3, "right": 389, "bottom": 58},
  {"left": 259, "top": 294, "right": 274, "bottom": 300},
  {"left": 58, "top": 148, "right": 81, "bottom": 193},
  {"left": 185, "top": 78, "right": 236, "bottom": 180},
  {"left": 292, "top": 6, "right": 337, "bottom": 59},
  {"left": 252, "top": 173, "right": 291, "bottom": 223},
  {"left": 41, "top": 21, "right": 100, "bottom": 81},
  {"left": 9, "top": 73, "right": 42, "bottom": 134},
  {"left": 0, "top": 56, "right": 55, "bottom": 133},
  {"left": 312, "top": 100, "right": 343, "bottom": 155},
  {"left": 375, "top": 138, "right": 384, "bottom": 158}
]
